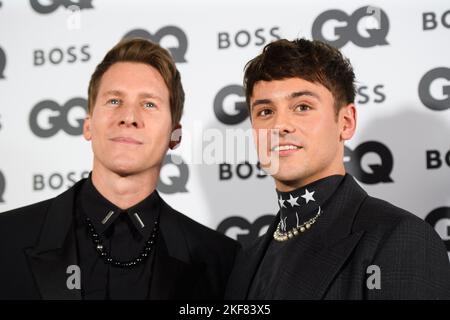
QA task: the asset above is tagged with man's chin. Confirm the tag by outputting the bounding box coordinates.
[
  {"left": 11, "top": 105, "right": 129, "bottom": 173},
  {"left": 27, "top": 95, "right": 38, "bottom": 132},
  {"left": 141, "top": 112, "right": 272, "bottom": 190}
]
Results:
[
  {"left": 108, "top": 162, "right": 142, "bottom": 177},
  {"left": 111, "top": 168, "right": 138, "bottom": 177},
  {"left": 273, "top": 174, "right": 302, "bottom": 184},
  {"left": 108, "top": 161, "right": 161, "bottom": 178},
  {"left": 271, "top": 169, "right": 308, "bottom": 185},
  {"left": 260, "top": 159, "right": 304, "bottom": 178}
]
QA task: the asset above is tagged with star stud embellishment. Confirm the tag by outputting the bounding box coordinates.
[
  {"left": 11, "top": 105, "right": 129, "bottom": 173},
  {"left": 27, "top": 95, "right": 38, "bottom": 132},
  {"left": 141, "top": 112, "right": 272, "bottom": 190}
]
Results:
[
  {"left": 278, "top": 195, "right": 286, "bottom": 208},
  {"left": 301, "top": 189, "right": 316, "bottom": 204},
  {"left": 287, "top": 194, "right": 300, "bottom": 207}
]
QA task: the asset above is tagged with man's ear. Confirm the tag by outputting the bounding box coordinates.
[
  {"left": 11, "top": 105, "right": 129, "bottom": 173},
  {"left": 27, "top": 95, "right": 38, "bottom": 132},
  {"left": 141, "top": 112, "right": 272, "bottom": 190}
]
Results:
[
  {"left": 83, "top": 115, "right": 92, "bottom": 141},
  {"left": 339, "top": 103, "right": 356, "bottom": 141},
  {"left": 169, "top": 123, "right": 182, "bottom": 150}
]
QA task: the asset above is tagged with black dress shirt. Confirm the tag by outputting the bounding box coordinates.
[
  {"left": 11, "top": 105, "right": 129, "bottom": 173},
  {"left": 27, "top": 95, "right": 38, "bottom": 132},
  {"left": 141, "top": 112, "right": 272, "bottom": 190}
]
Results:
[{"left": 75, "top": 176, "right": 160, "bottom": 299}]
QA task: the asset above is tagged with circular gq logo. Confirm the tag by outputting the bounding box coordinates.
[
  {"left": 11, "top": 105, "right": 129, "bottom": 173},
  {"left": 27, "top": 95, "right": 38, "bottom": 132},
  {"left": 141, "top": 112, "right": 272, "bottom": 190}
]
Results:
[
  {"left": 29, "top": 97, "right": 87, "bottom": 138},
  {"left": 312, "top": 6, "right": 389, "bottom": 48},
  {"left": 217, "top": 215, "right": 274, "bottom": 245},
  {"left": 425, "top": 207, "right": 450, "bottom": 251},
  {"left": 123, "top": 26, "right": 188, "bottom": 63},
  {"left": 418, "top": 67, "right": 450, "bottom": 111},
  {"left": 344, "top": 141, "right": 394, "bottom": 184},
  {"left": 30, "top": 0, "right": 93, "bottom": 14},
  {"left": 214, "top": 85, "right": 248, "bottom": 125}
]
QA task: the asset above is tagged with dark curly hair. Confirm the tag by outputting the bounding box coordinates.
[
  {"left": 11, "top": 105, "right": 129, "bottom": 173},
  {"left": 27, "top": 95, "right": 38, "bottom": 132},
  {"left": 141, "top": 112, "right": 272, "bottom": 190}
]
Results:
[{"left": 244, "top": 38, "right": 355, "bottom": 116}]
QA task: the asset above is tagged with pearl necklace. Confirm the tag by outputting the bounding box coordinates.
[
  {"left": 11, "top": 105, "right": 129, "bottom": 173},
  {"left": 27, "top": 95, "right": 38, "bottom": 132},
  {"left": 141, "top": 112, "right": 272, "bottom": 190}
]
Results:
[
  {"left": 85, "top": 216, "right": 159, "bottom": 268},
  {"left": 273, "top": 207, "right": 321, "bottom": 242}
]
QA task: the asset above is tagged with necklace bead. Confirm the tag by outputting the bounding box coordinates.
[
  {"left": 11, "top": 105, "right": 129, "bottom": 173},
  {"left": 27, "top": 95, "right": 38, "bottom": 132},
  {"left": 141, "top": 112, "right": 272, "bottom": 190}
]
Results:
[
  {"left": 84, "top": 216, "right": 159, "bottom": 268},
  {"left": 273, "top": 207, "right": 322, "bottom": 242}
]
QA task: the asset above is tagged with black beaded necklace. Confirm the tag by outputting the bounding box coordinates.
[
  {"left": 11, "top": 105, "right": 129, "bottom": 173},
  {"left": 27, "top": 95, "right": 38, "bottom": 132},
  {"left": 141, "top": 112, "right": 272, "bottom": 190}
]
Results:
[{"left": 84, "top": 216, "right": 159, "bottom": 268}]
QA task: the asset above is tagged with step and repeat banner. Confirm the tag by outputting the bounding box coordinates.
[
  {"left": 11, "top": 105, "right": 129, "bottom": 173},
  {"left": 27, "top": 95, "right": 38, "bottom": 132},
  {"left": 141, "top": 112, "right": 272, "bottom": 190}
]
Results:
[{"left": 0, "top": 0, "right": 449, "bottom": 258}]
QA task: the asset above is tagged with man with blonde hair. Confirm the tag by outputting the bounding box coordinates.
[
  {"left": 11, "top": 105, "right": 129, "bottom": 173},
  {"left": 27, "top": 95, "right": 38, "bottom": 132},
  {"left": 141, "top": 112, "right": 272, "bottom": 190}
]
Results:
[{"left": 0, "top": 38, "right": 239, "bottom": 300}]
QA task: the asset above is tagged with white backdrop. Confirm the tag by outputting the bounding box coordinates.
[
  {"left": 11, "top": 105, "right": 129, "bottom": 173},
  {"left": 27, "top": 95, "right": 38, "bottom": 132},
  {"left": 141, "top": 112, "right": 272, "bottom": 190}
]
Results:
[{"left": 0, "top": 0, "right": 449, "bottom": 258}]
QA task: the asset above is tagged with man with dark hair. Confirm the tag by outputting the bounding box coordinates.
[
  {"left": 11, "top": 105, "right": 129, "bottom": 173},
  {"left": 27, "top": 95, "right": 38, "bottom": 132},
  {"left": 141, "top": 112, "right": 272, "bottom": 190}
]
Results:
[
  {"left": 0, "top": 38, "right": 239, "bottom": 300},
  {"left": 225, "top": 38, "right": 450, "bottom": 299}
]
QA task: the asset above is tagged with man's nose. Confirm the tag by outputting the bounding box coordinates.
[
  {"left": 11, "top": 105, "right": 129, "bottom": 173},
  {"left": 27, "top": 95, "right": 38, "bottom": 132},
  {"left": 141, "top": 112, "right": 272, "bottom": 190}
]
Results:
[
  {"left": 272, "top": 113, "right": 295, "bottom": 136},
  {"left": 119, "top": 104, "right": 142, "bottom": 128}
]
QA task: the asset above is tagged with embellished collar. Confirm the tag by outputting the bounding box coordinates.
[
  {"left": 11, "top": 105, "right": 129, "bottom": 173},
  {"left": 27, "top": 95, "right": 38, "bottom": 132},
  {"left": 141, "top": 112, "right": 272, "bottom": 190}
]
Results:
[
  {"left": 275, "top": 175, "right": 344, "bottom": 239},
  {"left": 79, "top": 174, "right": 160, "bottom": 239}
]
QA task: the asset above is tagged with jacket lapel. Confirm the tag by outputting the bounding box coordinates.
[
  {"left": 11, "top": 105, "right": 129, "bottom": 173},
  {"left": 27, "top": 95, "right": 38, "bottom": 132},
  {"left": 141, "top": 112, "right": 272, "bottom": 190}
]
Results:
[
  {"left": 25, "top": 180, "right": 85, "bottom": 300},
  {"left": 272, "top": 230, "right": 364, "bottom": 299},
  {"left": 148, "top": 233, "right": 206, "bottom": 299},
  {"left": 148, "top": 196, "right": 206, "bottom": 300},
  {"left": 226, "top": 219, "right": 278, "bottom": 299}
]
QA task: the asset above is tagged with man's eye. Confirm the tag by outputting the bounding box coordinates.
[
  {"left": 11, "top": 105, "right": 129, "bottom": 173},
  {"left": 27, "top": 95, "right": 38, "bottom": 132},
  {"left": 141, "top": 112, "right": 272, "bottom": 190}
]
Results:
[
  {"left": 108, "top": 98, "right": 120, "bottom": 105},
  {"left": 257, "top": 109, "right": 273, "bottom": 117},
  {"left": 295, "top": 104, "right": 311, "bottom": 112},
  {"left": 144, "top": 102, "right": 156, "bottom": 109}
]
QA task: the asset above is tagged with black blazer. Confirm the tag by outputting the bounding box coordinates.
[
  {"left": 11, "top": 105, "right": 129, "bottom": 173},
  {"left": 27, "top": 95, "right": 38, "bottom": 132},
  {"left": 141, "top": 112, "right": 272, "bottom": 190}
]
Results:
[
  {"left": 0, "top": 179, "right": 240, "bottom": 300},
  {"left": 226, "top": 175, "right": 450, "bottom": 299}
]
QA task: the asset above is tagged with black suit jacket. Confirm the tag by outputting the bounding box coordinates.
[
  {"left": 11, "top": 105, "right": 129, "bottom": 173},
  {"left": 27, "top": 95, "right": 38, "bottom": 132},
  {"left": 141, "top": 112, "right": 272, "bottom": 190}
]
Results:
[
  {"left": 226, "top": 175, "right": 450, "bottom": 299},
  {"left": 0, "top": 179, "right": 240, "bottom": 300}
]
